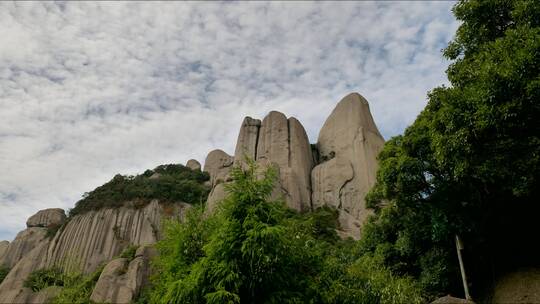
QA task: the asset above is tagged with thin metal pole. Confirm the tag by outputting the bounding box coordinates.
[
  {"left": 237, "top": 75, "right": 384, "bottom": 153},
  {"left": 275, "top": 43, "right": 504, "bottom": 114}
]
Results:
[{"left": 456, "top": 234, "right": 472, "bottom": 300}]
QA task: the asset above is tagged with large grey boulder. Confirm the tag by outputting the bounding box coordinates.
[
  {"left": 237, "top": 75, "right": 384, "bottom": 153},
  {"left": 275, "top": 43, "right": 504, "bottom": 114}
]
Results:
[
  {"left": 209, "top": 111, "right": 314, "bottom": 212},
  {"left": 234, "top": 116, "right": 261, "bottom": 165},
  {"left": 204, "top": 149, "right": 234, "bottom": 187},
  {"left": 90, "top": 245, "right": 157, "bottom": 304},
  {"left": 26, "top": 208, "right": 66, "bottom": 228},
  {"left": 311, "top": 93, "right": 385, "bottom": 239},
  {"left": 203, "top": 150, "right": 234, "bottom": 211},
  {"left": 256, "top": 112, "right": 314, "bottom": 211},
  {"left": 186, "top": 159, "right": 201, "bottom": 171}
]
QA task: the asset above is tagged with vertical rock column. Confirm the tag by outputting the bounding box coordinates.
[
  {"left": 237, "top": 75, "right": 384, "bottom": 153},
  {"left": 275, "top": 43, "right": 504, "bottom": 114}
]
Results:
[
  {"left": 311, "top": 93, "right": 385, "bottom": 239},
  {"left": 255, "top": 111, "right": 314, "bottom": 212}
]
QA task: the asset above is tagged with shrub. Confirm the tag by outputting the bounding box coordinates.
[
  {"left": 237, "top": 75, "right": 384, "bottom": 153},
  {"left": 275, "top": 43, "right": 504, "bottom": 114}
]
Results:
[
  {"left": 119, "top": 245, "right": 139, "bottom": 261},
  {"left": 145, "top": 160, "right": 425, "bottom": 303},
  {"left": 0, "top": 266, "right": 9, "bottom": 284},
  {"left": 24, "top": 268, "right": 65, "bottom": 292},
  {"left": 69, "top": 164, "right": 210, "bottom": 217}
]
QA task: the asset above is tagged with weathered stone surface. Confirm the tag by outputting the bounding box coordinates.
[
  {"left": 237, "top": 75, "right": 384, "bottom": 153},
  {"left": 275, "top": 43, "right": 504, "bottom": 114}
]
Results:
[
  {"left": 204, "top": 149, "right": 234, "bottom": 188},
  {"left": 312, "top": 93, "right": 385, "bottom": 238},
  {"left": 255, "top": 112, "right": 314, "bottom": 211},
  {"left": 0, "top": 235, "right": 50, "bottom": 303},
  {"left": 26, "top": 208, "right": 66, "bottom": 228},
  {"left": 203, "top": 150, "right": 234, "bottom": 210},
  {"left": 0, "top": 227, "right": 48, "bottom": 268},
  {"left": 234, "top": 117, "right": 261, "bottom": 165},
  {"left": 186, "top": 159, "right": 202, "bottom": 171},
  {"left": 0, "top": 241, "right": 8, "bottom": 261},
  {"left": 90, "top": 245, "right": 156, "bottom": 304},
  {"left": 206, "top": 183, "right": 228, "bottom": 213},
  {"left": 45, "top": 200, "right": 189, "bottom": 274}
]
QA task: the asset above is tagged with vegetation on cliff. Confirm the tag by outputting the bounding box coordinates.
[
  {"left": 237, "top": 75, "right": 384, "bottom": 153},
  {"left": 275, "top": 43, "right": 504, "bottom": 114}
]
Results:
[
  {"left": 0, "top": 266, "right": 9, "bottom": 285},
  {"left": 363, "top": 0, "right": 540, "bottom": 299},
  {"left": 145, "top": 161, "right": 423, "bottom": 304},
  {"left": 69, "top": 164, "right": 210, "bottom": 217}
]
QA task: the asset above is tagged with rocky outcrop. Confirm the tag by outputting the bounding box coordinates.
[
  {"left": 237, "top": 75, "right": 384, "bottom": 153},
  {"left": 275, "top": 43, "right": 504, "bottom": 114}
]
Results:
[
  {"left": 45, "top": 200, "right": 188, "bottom": 273},
  {"left": 206, "top": 93, "right": 382, "bottom": 220},
  {"left": 204, "top": 149, "right": 234, "bottom": 188},
  {"left": 90, "top": 245, "right": 156, "bottom": 304},
  {"left": 0, "top": 232, "right": 51, "bottom": 303},
  {"left": 230, "top": 111, "right": 314, "bottom": 211},
  {"left": 204, "top": 150, "right": 234, "bottom": 211},
  {"left": 311, "top": 93, "right": 385, "bottom": 239},
  {"left": 234, "top": 117, "right": 261, "bottom": 165},
  {"left": 186, "top": 159, "right": 202, "bottom": 171},
  {"left": 255, "top": 113, "right": 313, "bottom": 211},
  {"left": 26, "top": 208, "right": 66, "bottom": 228},
  {"left": 0, "top": 227, "right": 48, "bottom": 268},
  {"left": 0, "top": 201, "right": 190, "bottom": 303},
  {"left": 0, "top": 241, "right": 9, "bottom": 261}
]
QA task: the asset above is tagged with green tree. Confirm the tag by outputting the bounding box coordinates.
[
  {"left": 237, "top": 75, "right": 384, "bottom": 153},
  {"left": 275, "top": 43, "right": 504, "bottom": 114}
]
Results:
[
  {"left": 148, "top": 160, "right": 423, "bottom": 303},
  {"left": 364, "top": 0, "right": 540, "bottom": 299}
]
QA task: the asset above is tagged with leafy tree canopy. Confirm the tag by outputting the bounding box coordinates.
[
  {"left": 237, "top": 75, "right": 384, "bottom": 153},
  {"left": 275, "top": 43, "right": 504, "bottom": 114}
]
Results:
[{"left": 364, "top": 0, "right": 540, "bottom": 299}]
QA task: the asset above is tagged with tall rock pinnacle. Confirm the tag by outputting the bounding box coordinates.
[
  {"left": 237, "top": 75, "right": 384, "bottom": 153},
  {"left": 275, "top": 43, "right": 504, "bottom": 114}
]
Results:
[{"left": 312, "top": 93, "right": 385, "bottom": 239}]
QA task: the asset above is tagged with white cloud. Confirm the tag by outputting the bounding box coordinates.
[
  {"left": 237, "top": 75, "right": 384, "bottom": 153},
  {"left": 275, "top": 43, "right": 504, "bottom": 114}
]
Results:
[{"left": 0, "top": 1, "right": 458, "bottom": 240}]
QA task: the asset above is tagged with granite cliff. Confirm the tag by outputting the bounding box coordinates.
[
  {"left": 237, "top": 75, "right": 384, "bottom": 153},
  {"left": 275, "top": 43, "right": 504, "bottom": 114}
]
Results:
[{"left": 0, "top": 92, "right": 385, "bottom": 303}]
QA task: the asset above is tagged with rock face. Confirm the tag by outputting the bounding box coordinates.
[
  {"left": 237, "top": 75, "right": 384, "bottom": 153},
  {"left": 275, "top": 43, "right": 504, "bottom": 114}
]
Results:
[
  {"left": 90, "top": 245, "right": 157, "bottom": 304},
  {"left": 256, "top": 113, "right": 314, "bottom": 211},
  {"left": 230, "top": 111, "right": 314, "bottom": 211},
  {"left": 311, "top": 93, "right": 385, "bottom": 239},
  {"left": 0, "top": 227, "right": 48, "bottom": 269},
  {"left": 26, "top": 208, "right": 66, "bottom": 228},
  {"left": 234, "top": 117, "right": 261, "bottom": 165},
  {"left": 0, "top": 230, "right": 51, "bottom": 303},
  {"left": 45, "top": 200, "right": 187, "bottom": 273},
  {"left": 186, "top": 159, "right": 201, "bottom": 171},
  {"left": 204, "top": 149, "right": 234, "bottom": 187},
  {"left": 0, "top": 201, "right": 190, "bottom": 304},
  {"left": 204, "top": 149, "right": 234, "bottom": 211},
  {"left": 205, "top": 93, "right": 383, "bottom": 222}
]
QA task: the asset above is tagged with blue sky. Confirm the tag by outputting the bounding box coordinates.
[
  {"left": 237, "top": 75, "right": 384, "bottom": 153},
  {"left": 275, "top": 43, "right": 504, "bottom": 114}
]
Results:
[{"left": 0, "top": 2, "right": 458, "bottom": 241}]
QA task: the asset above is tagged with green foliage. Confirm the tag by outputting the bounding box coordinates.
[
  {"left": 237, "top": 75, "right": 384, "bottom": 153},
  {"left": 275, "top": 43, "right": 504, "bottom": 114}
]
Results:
[
  {"left": 69, "top": 164, "right": 210, "bottom": 217},
  {"left": 363, "top": 0, "right": 540, "bottom": 299},
  {"left": 24, "top": 268, "right": 65, "bottom": 292},
  {"left": 24, "top": 265, "right": 103, "bottom": 303},
  {"left": 146, "top": 161, "right": 424, "bottom": 303},
  {"left": 51, "top": 266, "right": 104, "bottom": 304},
  {"left": 0, "top": 266, "right": 10, "bottom": 284},
  {"left": 119, "top": 245, "right": 139, "bottom": 261}
]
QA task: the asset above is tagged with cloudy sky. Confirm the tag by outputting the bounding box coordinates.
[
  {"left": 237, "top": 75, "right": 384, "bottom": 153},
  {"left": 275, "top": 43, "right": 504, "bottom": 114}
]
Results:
[{"left": 0, "top": 1, "right": 458, "bottom": 241}]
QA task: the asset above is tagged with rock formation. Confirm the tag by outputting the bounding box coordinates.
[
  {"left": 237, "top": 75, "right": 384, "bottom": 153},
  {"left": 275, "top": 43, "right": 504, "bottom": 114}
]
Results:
[
  {"left": 0, "top": 92, "right": 386, "bottom": 303},
  {"left": 26, "top": 208, "right": 66, "bottom": 228},
  {"left": 204, "top": 149, "right": 234, "bottom": 211},
  {"left": 90, "top": 245, "right": 156, "bottom": 303},
  {"left": 186, "top": 159, "right": 202, "bottom": 171},
  {"left": 208, "top": 111, "right": 314, "bottom": 212},
  {"left": 204, "top": 93, "right": 383, "bottom": 231},
  {"left": 234, "top": 117, "right": 261, "bottom": 165},
  {"left": 311, "top": 93, "right": 385, "bottom": 238},
  {"left": 0, "top": 201, "right": 190, "bottom": 303}
]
